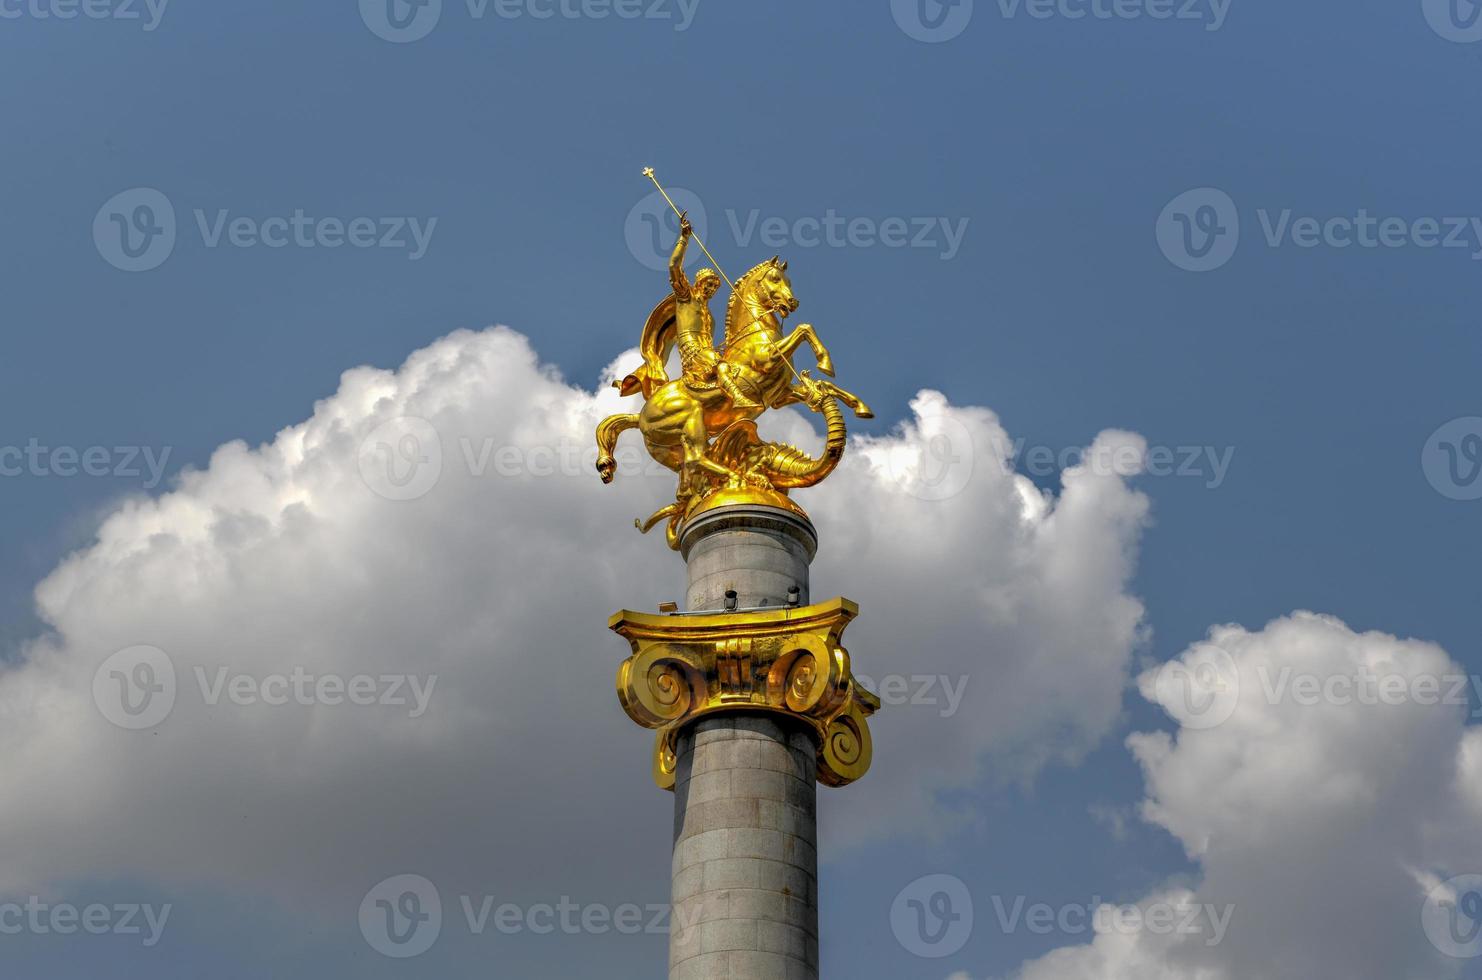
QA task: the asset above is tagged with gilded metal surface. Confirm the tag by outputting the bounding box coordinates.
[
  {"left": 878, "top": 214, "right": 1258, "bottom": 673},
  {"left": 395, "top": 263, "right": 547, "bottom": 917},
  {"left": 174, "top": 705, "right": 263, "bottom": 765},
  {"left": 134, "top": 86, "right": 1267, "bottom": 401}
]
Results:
[
  {"left": 611, "top": 598, "right": 880, "bottom": 789},
  {"left": 596, "top": 168, "right": 873, "bottom": 550}
]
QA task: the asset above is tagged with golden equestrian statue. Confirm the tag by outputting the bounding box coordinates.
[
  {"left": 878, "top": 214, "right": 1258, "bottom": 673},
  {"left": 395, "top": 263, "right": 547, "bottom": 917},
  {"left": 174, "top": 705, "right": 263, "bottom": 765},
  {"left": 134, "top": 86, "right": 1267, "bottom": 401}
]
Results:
[{"left": 595, "top": 168, "right": 873, "bottom": 548}]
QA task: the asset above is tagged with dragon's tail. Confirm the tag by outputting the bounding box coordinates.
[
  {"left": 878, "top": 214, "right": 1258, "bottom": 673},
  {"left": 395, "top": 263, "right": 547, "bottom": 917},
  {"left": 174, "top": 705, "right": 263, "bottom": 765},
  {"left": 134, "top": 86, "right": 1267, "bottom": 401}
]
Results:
[{"left": 636, "top": 502, "right": 684, "bottom": 551}]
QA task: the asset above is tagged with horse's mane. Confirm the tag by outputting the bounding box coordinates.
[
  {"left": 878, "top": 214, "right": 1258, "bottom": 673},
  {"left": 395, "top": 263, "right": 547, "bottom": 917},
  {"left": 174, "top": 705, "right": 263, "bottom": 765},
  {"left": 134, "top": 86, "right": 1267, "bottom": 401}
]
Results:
[{"left": 724, "top": 258, "right": 782, "bottom": 346}]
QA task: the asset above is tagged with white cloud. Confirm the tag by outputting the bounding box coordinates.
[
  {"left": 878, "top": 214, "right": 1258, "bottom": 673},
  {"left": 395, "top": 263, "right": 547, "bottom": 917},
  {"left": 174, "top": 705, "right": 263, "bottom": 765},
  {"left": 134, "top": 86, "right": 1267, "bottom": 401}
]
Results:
[
  {"left": 0, "top": 326, "right": 1150, "bottom": 911},
  {"left": 1004, "top": 612, "right": 1482, "bottom": 980}
]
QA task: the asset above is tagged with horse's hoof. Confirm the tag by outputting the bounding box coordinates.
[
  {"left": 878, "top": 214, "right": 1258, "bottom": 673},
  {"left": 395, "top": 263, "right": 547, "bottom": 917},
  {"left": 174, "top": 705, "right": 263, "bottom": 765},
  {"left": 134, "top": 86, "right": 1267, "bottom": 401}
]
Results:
[
  {"left": 596, "top": 460, "right": 616, "bottom": 484},
  {"left": 816, "top": 355, "right": 835, "bottom": 377},
  {"left": 854, "top": 404, "right": 874, "bottom": 420}
]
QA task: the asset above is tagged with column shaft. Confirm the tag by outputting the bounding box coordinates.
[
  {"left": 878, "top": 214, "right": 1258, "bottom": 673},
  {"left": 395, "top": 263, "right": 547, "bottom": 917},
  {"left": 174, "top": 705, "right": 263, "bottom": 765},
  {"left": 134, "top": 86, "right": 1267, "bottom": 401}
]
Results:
[{"left": 670, "top": 714, "right": 819, "bottom": 980}]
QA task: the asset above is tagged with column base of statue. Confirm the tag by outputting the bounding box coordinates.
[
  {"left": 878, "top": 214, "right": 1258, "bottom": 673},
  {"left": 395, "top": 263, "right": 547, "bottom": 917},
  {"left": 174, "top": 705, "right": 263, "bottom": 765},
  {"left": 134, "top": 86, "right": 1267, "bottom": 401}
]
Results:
[{"left": 612, "top": 502, "right": 879, "bottom": 980}]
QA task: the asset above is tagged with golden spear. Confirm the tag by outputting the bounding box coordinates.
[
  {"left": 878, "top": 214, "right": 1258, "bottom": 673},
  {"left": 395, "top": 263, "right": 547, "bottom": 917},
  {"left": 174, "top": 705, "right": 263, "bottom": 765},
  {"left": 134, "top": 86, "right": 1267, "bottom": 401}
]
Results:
[{"left": 642, "top": 167, "right": 735, "bottom": 291}]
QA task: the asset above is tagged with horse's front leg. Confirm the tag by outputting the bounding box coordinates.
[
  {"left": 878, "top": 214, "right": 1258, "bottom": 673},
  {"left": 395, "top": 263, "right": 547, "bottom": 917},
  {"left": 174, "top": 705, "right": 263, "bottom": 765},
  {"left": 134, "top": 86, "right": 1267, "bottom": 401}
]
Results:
[
  {"left": 818, "top": 380, "right": 873, "bottom": 419},
  {"left": 773, "top": 328, "right": 809, "bottom": 364},
  {"left": 795, "top": 323, "right": 834, "bottom": 377}
]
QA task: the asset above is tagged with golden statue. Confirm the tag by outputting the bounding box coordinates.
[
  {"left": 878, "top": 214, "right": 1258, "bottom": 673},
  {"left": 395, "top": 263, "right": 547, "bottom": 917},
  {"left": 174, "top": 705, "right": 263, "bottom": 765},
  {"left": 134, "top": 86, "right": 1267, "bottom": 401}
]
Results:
[
  {"left": 603, "top": 171, "right": 881, "bottom": 795},
  {"left": 665, "top": 212, "right": 754, "bottom": 408},
  {"left": 596, "top": 169, "right": 873, "bottom": 548}
]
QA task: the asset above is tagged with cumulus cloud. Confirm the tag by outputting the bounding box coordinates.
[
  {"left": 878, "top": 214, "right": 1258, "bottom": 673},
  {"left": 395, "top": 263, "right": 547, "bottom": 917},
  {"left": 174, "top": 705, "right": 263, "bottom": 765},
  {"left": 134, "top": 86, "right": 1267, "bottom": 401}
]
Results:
[
  {"left": 0, "top": 326, "right": 1150, "bottom": 912},
  {"left": 1001, "top": 612, "right": 1482, "bottom": 980}
]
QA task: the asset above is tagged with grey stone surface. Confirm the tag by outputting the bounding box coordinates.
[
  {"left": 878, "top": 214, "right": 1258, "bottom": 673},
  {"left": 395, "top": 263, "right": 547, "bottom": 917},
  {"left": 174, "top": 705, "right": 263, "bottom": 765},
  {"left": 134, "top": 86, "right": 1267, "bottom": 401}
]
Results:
[
  {"left": 679, "top": 505, "right": 817, "bottom": 611},
  {"left": 670, "top": 714, "right": 819, "bottom": 980},
  {"left": 668, "top": 506, "right": 822, "bottom": 980}
]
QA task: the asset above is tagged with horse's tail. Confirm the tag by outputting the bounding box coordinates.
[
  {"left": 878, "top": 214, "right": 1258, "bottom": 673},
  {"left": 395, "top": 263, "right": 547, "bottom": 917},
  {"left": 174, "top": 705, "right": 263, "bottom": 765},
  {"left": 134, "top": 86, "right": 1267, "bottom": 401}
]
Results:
[{"left": 595, "top": 413, "right": 640, "bottom": 483}]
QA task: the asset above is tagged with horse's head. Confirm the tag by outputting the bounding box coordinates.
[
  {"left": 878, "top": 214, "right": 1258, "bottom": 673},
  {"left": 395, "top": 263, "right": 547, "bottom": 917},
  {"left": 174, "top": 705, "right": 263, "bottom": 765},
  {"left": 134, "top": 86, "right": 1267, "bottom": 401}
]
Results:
[
  {"left": 734, "top": 256, "right": 797, "bottom": 315},
  {"left": 755, "top": 256, "right": 799, "bottom": 317},
  {"left": 726, "top": 256, "right": 800, "bottom": 345}
]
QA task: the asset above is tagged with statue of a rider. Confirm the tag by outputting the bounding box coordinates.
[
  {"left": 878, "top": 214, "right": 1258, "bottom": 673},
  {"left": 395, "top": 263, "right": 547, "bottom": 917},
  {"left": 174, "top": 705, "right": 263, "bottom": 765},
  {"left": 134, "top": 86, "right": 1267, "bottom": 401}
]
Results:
[
  {"left": 668, "top": 212, "right": 758, "bottom": 409},
  {"left": 597, "top": 167, "right": 875, "bottom": 548}
]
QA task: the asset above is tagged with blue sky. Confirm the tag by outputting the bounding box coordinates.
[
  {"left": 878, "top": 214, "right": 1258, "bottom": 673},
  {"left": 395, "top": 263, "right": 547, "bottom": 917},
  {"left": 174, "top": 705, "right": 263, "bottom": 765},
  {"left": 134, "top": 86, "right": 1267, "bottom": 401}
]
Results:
[{"left": 3, "top": 1, "right": 1482, "bottom": 977}]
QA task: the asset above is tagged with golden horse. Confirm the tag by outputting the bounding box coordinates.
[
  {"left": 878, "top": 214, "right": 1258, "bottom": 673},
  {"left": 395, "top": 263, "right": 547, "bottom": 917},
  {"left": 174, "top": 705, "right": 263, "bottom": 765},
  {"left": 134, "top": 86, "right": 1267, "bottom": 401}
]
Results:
[{"left": 595, "top": 256, "right": 872, "bottom": 501}]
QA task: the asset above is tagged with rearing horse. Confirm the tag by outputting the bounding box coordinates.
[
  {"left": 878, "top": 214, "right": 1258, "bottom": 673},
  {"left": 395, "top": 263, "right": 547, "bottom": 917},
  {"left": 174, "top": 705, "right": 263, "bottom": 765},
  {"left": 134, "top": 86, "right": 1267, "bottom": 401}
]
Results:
[{"left": 596, "top": 256, "right": 872, "bottom": 494}]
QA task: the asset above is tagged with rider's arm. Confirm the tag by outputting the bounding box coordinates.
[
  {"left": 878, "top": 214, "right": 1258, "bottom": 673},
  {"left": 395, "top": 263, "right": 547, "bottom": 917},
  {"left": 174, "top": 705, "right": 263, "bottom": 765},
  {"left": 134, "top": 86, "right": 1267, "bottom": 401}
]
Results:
[{"left": 669, "top": 218, "right": 692, "bottom": 301}]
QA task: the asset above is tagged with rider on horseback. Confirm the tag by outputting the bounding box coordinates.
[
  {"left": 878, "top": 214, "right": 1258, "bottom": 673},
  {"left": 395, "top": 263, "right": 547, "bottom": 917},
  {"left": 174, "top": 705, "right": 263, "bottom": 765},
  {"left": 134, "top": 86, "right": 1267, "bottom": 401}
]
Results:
[{"left": 670, "top": 213, "right": 758, "bottom": 409}]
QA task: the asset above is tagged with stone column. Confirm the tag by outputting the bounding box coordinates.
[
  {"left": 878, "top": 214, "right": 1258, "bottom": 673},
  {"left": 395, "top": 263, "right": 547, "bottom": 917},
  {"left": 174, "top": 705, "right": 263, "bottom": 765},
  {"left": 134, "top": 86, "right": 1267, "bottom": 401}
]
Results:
[
  {"left": 611, "top": 502, "right": 878, "bottom": 980},
  {"left": 669, "top": 714, "right": 819, "bottom": 979},
  {"left": 679, "top": 504, "right": 817, "bottom": 612},
  {"left": 670, "top": 504, "right": 820, "bottom": 979}
]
